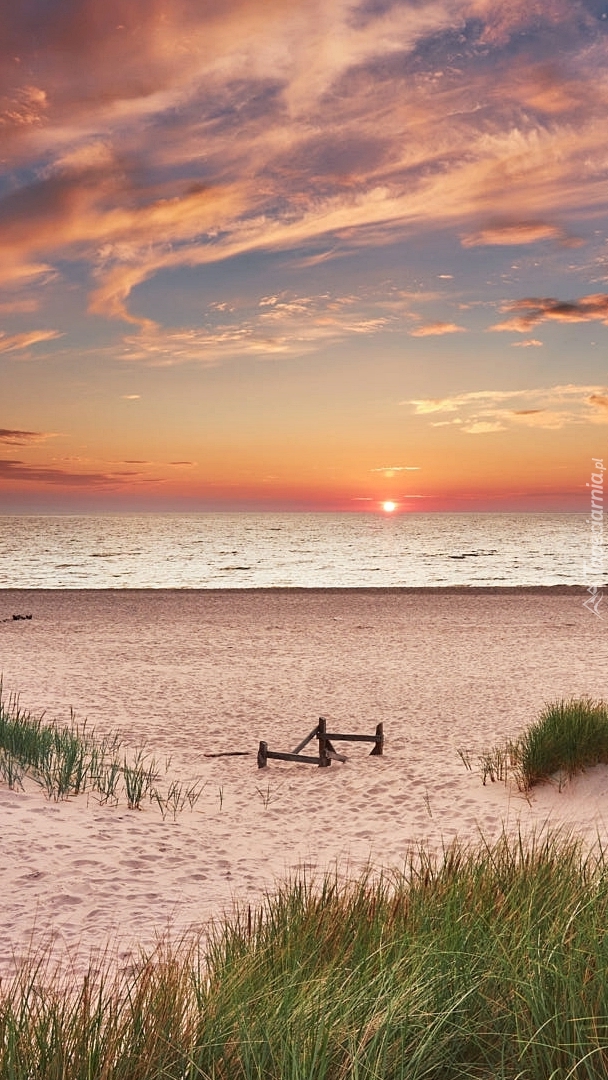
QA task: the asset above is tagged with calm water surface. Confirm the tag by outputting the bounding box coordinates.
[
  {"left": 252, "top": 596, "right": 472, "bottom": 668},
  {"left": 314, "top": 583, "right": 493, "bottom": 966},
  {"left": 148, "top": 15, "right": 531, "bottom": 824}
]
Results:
[{"left": 0, "top": 513, "right": 599, "bottom": 588}]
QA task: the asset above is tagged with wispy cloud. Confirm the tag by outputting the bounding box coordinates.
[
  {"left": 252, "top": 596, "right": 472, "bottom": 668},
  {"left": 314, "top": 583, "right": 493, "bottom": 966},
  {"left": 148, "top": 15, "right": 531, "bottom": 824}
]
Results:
[
  {"left": 463, "top": 420, "right": 507, "bottom": 434},
  {"left": 0, "top": 329, "right": 62, "bottom": 354},
  {"left": 491, "top": 293, "right": 608, "bottom": 332},
  {"left": 119, "top": 289, "right": 410, "bottom": 364},
  {"left": 0, "top": 428, "right": 57, "bottom": 446},
  {"left": 0, "top": 85, "right": 47, "bottom": 129},
  {"left": 405, "top": 384, "right": 608, "bottom": 433},
  {"left": 1, "top": 0, "right": 607, "bottom": 336},
  {"left": 371, "top": 465, "right": 421, "bottom": 473},
  {"left": 461, "top": 221, "right": 581, "bottom": 247},
  {"left": 409, "top": 321, "right": 466, "bottom": 337},
  {"left": 0, "top": 459, "right": 157, "bottom": 487}
]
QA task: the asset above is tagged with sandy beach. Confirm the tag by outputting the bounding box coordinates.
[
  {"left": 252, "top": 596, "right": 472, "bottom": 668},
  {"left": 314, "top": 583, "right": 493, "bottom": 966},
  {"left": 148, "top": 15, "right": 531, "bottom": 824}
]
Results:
[{"left": 1, "top": 586, "right": 607, "bottom": 976}]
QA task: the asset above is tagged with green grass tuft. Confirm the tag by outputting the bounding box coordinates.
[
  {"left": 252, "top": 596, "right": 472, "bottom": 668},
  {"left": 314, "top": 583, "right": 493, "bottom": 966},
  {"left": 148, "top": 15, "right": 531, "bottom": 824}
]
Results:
[
  {"left": 0, "top": 685, "right": 203, "bottom": 814},
  {"left": 518, "top": 698, "right": 608, "bottom": 790},
  {"left": 473, "top": 698, "right": 608, "bottom": 792}
]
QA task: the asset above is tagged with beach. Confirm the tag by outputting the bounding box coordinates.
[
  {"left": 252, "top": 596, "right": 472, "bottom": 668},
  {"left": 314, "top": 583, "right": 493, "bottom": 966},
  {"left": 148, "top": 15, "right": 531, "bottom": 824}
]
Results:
[{"left": 1, "top": 586, "right": 607, "bottom": 976}]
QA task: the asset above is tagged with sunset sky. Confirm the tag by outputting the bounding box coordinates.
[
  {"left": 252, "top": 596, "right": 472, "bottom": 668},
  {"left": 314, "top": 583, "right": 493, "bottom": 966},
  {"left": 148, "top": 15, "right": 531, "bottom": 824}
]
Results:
[{"left": 1, "top": 0, "right": 607, "bottom": 512}]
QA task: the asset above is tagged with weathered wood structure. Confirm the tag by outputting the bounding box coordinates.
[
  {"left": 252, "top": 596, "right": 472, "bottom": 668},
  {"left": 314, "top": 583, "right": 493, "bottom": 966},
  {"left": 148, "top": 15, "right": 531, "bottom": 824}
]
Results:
[{"left": 257, "top": 717, "right": 384, "bottom": 768}]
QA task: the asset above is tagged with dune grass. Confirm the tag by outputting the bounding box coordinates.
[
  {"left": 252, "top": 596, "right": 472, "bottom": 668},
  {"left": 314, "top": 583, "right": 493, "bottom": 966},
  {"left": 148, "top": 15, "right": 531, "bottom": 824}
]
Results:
[
  {"left": 467, "top": 698, "right": 608, "bottom": 792},
  {"left": 0, "top": 685, "right": 121, "bottom": 800},
  {"left": 2, "top": 831, "right": 608, "bottom": 1078},
  {"left": 518, "top": 698, "right": 608, "bottom": 790},
  {"left": 0, "top": 685, "right": 201, "bottom": 813}
]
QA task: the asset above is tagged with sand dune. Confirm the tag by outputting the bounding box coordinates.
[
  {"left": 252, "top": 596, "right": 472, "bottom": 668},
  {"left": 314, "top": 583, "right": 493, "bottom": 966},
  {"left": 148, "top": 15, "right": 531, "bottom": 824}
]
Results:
[{"left": 0, "top": 587, "right": 606, "bottom": 975}]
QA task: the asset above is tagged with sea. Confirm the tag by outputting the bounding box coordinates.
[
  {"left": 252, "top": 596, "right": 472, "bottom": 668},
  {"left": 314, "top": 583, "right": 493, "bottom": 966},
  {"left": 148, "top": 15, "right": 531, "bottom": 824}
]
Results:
[{"left": 0, "top": 512, "right": 602, "bottom": 589}]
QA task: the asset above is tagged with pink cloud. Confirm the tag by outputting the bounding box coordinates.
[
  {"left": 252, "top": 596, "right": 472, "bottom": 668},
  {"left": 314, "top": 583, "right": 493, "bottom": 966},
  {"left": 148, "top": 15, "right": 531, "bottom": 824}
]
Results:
[
  {"left": 461, "top": 221, "right": 580, "bottom": 247},
  {"left": 0, "top": 329, "right": 62, "bottom": 353},
  {"left": 0, "top": 0, "right": 606, "bottom": 344},
  {"left": 409, "top": 322, "right": 466, "bottom": 337},
  {"left": 491, "top": 293, "right": 608, "bottom": 332},
  {"left": 406, "top": 384, "right": 608, "bottom": 432}
]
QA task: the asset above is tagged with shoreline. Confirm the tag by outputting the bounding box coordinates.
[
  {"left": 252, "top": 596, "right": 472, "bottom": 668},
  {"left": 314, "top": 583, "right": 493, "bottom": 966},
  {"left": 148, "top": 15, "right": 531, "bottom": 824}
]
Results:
[{"left": 0, "top": 583, "right": 597, "bottom": 594}]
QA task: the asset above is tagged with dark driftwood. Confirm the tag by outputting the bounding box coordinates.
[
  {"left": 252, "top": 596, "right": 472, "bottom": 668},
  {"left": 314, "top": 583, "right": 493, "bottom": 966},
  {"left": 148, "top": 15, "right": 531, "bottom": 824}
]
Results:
[{"left": 203, "top": 751, "right": 251, "bottom": 758}]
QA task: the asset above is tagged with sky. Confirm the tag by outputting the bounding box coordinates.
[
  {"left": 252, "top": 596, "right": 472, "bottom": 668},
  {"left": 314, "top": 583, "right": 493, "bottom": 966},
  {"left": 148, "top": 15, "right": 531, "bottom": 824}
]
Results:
[{"left": 1, "top": 0, "right": 607, "bottom": 513}]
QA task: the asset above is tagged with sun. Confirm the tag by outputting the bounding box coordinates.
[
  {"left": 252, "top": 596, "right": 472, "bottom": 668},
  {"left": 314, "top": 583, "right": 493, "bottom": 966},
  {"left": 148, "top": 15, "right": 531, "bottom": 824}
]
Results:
[{"left": 382, "top": 501, "right": 397, "bottom": 513}]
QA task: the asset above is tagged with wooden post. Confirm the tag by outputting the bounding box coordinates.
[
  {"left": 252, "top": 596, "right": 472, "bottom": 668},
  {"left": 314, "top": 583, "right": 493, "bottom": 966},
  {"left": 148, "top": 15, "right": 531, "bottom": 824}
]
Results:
[
  {"left": 317, "top": 717, "right": 331, "bottom": 767},
  {"left": 370, "top": 722, "right": 384, "bottom": 755},
  {"left": 318, "top": 716, "right": 337, "bottom": 754},
  {"left": 257, "top": 740, "right": 268, "bottom": 768}
]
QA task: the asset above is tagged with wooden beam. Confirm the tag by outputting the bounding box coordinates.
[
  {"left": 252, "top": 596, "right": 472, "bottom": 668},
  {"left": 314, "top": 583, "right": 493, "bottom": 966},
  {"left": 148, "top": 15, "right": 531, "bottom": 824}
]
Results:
[
  {"left": 291, "top": 726, "right": 319, "bottom": 755},
  {"left": 326, "top": 750, "right": 348, "bottom": 763},
  {"left": 324, "top": 732, "right": 380, "bottom": 744},
  {"left": 264, "top": 749, "right": 324, "bottom": 765}
]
